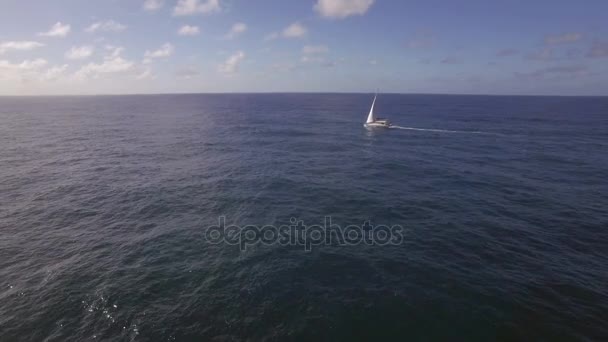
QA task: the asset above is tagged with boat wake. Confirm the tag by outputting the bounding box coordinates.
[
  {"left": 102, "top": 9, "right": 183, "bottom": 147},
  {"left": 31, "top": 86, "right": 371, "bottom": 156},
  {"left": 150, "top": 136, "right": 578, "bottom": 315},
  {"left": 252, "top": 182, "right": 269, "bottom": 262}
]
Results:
[{"left": 390, "top": 125, "right": 490, "bottom": 135}]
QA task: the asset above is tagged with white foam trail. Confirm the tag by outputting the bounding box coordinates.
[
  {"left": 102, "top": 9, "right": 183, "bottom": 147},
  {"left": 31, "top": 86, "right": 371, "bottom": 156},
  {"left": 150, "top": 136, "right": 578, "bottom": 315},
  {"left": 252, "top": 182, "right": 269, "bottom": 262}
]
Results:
[{"left": 390, "top": 125, "right": 488, "bottom": 135}]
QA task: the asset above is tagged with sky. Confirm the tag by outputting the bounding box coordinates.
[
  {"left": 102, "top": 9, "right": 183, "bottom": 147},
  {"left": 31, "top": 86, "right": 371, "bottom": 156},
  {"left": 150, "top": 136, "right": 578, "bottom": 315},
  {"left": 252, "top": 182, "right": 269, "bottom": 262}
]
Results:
[{"left": 1, "top": 0, "right": 607, "bottom": 96}]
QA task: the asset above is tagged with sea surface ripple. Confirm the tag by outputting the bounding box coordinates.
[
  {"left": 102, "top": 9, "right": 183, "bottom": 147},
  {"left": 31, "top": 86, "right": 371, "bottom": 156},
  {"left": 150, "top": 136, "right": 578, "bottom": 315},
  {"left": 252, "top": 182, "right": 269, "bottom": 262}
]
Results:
[{"left": 1, "top": 94, "right": 607, "bottom": 341}]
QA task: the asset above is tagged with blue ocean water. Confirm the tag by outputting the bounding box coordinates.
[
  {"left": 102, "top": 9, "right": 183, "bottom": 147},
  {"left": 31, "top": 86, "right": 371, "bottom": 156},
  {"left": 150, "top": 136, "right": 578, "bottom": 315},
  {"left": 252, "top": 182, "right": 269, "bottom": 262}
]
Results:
[{"left": 0, "top": 94, "right": 607, "bottom": 341}]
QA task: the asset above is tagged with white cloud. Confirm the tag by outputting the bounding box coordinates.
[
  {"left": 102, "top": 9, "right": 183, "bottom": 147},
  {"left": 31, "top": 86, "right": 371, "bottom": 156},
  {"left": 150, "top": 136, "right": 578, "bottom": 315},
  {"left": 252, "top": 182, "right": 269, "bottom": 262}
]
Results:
[
  {"left": 218, "top": 50, "right": 245, "bottom": 74},
  {"left": 544, "top": 33, "right": 582, "bottom": 45},
  {"left": 136, "top": 67, "right": 155, "bottom": 80},
  {"left": 0, "top": 58, "right": 50, "bottom": 81},
  {"left": 21, "top": 59, "right": 49, "bottom": 69},
  {"left": 144, "top": 43, "right": 174, "bottom": 62},
  {"left": 75, "top": 58, "right": 135, "bottom": 80},
  {"left": 65, "top": 46, "right": 94, "bottom": 60},
  {"left": 85, "top": 20, "right": 127, "bottom": 33},
  {"left": 178, "top": 25, "right": 200, "bottom": 36},
  {"left": 74, "top": 47, "right": 152, "bottom": 81},
  {"left": 105, "top": 45, "right": 125, "bottom": 58},
  {"left": 38, "top": 22, "right": 71, "bottom": 38},
  {"left": 0, "top": 58, "right": 48, "bottom": 71},
  {"left": 302, "top": 45, "right": 328, "bottom": 54},
  {"left": 41, "top": 64, "right": 69, "bottom": 81},
  {"left": 314, "top": 0, "right": 375, "bottom": 19},
  {"left": 173, "top": 0, "right": 220, "bottom": 16},
  {"left": 74, "top": 49, "right": 135, "bottom": 80},
  {"left": 282, "top": 22, "right": 307, "bottom": 39},
  {"left": 266, "top": 22, "right": 308, "bottom": 40},
  {"left": 143, "top": 0, "right": 163, "bottom": 11},
  {"left": 224, "top": 23, "right": 247, "bottom": 39},
  {"left": 0, "top": 59, "right": 70, "bottom": 95},
  {"left": 0, "top": 46, "right": 152, "bottom": 90},
  {"left": 0, "top": 41, "right": 45, "bottom": 54}
]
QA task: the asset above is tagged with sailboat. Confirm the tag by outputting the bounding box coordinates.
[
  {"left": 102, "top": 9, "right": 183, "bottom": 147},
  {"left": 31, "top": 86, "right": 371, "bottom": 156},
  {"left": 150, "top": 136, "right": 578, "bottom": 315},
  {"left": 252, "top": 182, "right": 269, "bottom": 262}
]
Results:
[{"left": 363, "top": 93, "right": 391, "bottom": 128}]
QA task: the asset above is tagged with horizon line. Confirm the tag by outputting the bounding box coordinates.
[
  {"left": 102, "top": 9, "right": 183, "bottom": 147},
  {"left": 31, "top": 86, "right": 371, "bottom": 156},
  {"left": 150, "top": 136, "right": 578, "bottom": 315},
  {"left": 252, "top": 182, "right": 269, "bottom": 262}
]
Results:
[{"left": 0, "top": 91, "right": 606, "bottom": 98}]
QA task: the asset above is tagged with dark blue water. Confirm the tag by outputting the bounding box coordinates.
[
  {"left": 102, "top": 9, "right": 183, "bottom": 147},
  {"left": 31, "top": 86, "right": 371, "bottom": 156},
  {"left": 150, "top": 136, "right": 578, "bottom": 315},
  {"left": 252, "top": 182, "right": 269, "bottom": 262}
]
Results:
[{"left": 1, "top": 94, "right": 607, "bottom": 341}]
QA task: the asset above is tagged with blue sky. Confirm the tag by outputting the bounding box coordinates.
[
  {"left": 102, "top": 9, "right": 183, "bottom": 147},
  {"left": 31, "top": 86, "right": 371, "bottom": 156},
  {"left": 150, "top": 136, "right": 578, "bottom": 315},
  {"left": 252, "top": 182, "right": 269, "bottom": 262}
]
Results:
[{"left": 1, "top": 0, "right": 607, "bottom": 95}]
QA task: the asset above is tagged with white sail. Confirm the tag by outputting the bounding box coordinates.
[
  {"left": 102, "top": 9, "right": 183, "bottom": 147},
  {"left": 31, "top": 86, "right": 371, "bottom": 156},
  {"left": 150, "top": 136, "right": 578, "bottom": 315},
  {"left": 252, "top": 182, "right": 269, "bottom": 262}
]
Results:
[{"left": 366, "top": 94, "right": 377, "bottom": 124}]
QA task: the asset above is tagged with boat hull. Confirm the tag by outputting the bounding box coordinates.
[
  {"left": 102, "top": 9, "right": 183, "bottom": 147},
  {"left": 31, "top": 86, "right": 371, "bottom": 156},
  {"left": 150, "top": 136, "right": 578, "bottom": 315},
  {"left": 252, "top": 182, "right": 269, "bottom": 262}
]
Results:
[{"left": 364, "top": 122, "right": 391, "bottom": 128}]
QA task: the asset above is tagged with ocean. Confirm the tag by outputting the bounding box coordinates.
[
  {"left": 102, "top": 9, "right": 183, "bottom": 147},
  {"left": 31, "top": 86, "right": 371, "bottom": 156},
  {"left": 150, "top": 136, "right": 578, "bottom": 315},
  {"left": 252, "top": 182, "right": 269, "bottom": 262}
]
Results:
[{"left": 0, "top": 94, "right": 607, "bottom": 341}]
